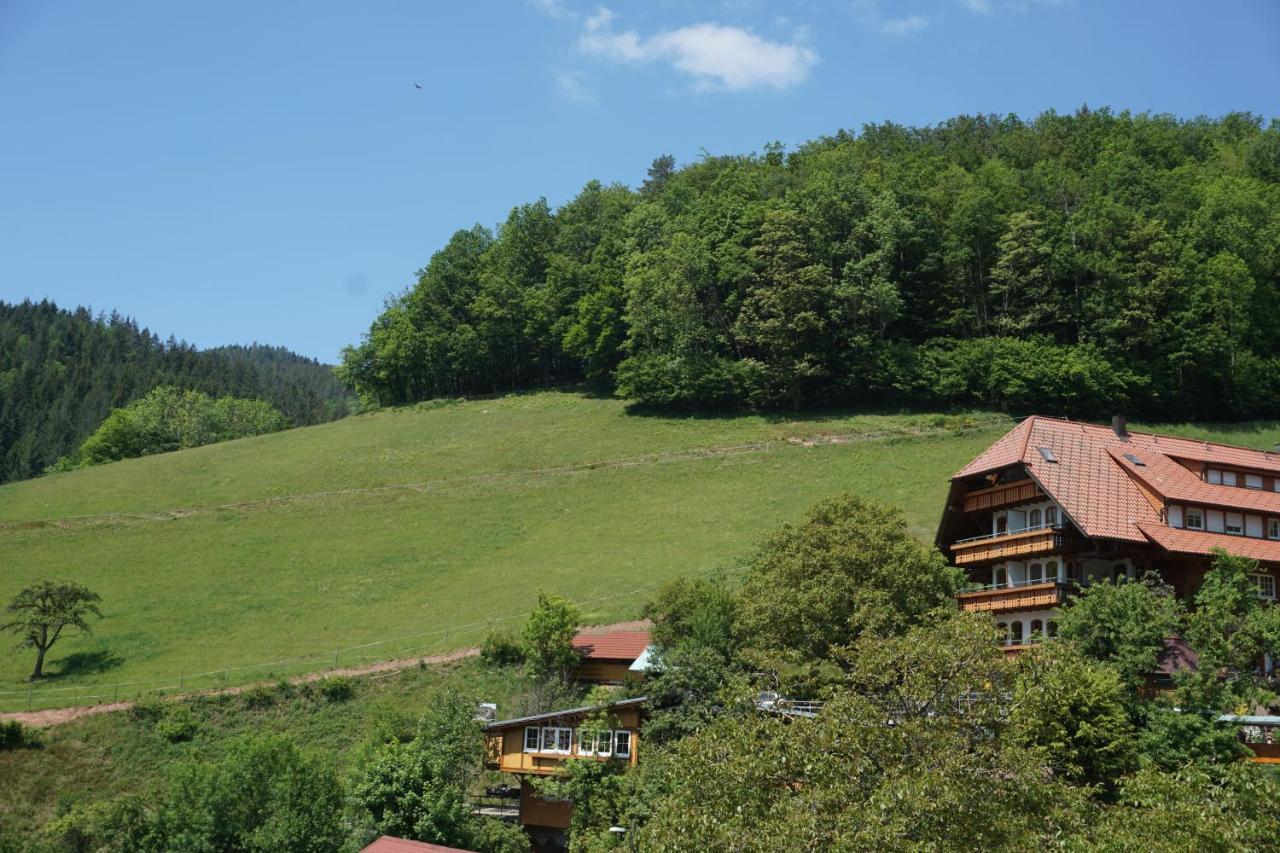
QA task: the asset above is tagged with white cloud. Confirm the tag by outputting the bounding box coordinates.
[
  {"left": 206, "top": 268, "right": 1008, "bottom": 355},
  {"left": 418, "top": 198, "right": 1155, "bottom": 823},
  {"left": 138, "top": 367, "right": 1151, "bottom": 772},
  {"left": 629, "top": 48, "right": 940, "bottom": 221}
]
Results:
[
  {"left": 556, "top": 69, "right": 598, "bottom": 104},
  {"left": 879, "top": 14, "right": 929, "bottom": 35},
  {"left": 958, "top": 0, "right": 992, "bottom": 13},
  {"left": 529, "top": 0, "right": 577, "bottom": 21},
  {"left": 578, "top": 7, "right": 817, "bottom": 92}
]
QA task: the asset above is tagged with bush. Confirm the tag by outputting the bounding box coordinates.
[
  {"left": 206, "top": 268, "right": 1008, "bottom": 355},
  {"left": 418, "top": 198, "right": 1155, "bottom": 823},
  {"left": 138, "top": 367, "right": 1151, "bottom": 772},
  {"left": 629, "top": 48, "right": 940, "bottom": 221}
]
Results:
[
  {"left": 479, "top": 631, "right": 525, "bottom": 668},
  {"left": 317, "top": 676, "right": 356, "bottom": 702},
  {"left": 129, "top": 696, "right": 167, "bottom": 724},
  {"left": 240, "top": 683, "right": 276, "bottom": 709},
  {"left": 0, "top": 720, "right": 38, "bottom": 750},
  {"left": 156, "top": 706, "right": 199, "bottom": 743}
]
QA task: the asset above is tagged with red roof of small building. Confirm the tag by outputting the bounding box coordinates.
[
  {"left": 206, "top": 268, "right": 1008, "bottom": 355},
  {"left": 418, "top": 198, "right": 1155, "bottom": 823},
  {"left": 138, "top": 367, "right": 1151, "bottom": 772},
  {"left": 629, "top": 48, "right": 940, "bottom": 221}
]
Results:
[
  {"left": 572, "top": 630, "right": 651, "bottom": 661},
  {"left": 954, "top": 417, "right": 1280, "bottom": 561},
  {"left": 362, "top": 837, "right": 475, "bottom": 853}
]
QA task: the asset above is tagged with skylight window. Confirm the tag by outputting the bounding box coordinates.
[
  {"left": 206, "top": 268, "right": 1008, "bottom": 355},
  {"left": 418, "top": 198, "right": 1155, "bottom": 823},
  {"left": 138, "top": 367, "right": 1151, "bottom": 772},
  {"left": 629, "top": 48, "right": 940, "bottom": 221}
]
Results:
[
  {"left": 1038, "top": 447, "right": 1058, "bottom": 463},
  {"left": 1123, "top": 452, "right": 1145, "bottom": 467}
]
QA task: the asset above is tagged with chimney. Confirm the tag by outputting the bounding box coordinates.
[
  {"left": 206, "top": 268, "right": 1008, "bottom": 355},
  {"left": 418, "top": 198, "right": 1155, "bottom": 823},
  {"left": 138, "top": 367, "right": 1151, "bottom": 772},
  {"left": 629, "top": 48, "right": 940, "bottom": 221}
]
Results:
[{"left": 1112, "top": 414, "right": 1127, "bottom": 438}]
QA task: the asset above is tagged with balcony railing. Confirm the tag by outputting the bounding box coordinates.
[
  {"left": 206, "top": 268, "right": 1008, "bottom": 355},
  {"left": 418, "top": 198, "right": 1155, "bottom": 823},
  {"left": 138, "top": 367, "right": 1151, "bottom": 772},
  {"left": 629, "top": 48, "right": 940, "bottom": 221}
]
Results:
[
  {"left": 957, "top": 580, "right": 1067, "bottom": 614},
  {"left": 961, "top": 480, "right": 1043, "bottom": 513},
  {"left": 950, "top": 524, "right": 1080, "bottom": 565}
]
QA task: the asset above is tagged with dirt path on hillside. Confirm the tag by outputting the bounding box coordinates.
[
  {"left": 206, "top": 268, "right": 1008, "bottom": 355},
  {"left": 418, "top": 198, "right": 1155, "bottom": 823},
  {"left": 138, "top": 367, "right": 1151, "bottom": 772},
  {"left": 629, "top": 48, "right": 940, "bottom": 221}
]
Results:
[
  {"left": 0, "top": 620, "right": 652, "bottom": 729},
  {"left": 0, "top": 420, "right": 1007, "bottom": 532}
]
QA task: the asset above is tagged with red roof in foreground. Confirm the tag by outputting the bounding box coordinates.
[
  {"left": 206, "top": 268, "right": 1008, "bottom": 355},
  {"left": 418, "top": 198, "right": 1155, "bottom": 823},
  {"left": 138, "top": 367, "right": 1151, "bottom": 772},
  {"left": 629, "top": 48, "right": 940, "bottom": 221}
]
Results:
[
  {"left": 362, "top": 837, "right": 474, "bottom": 853},
  {"left": 572, "top": 630, "right": 651, "bottom": 661},
  {"left": 954, "top": 416, "right": 1280, "bottom": 549}
]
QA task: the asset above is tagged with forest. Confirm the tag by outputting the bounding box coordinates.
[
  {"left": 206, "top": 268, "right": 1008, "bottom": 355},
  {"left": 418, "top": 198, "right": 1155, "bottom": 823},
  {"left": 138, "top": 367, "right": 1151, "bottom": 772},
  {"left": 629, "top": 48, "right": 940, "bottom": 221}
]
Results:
[
  {"left": 0, "top": 300, "right": 355, "bottom": 484},
  {"left": 339, "top": 109, "right": 1280, "bottom": 420}
]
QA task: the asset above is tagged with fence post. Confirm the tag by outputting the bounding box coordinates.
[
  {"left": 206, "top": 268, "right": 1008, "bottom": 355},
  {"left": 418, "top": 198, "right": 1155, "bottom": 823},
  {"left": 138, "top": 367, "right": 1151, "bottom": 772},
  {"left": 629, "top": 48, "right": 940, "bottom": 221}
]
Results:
[
  {"left": 179, "top": 671, "right": 184, "bottom": 689},
  {"left": 27, "top": 685, "right": 33, "bottom": 711},
  {"left": 334, "top": 649, "right": 340, "bottom": 668},
  {"left": 114, "top": 683, "right": 119, "bottom": 702}
]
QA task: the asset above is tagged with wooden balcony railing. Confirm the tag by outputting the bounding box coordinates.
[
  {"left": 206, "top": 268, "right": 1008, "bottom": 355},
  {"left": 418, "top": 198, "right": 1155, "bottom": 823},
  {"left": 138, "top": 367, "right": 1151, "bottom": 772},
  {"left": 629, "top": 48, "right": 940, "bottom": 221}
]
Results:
[
  {"left": 961, "top": 480, "right": 1043, "bottom": 513},
  {"left": 957, "top": 581, "right": 1066, "bottom": 613},
  {"left": 950, "top": 525, "right": 1079, "bottom": 565}
]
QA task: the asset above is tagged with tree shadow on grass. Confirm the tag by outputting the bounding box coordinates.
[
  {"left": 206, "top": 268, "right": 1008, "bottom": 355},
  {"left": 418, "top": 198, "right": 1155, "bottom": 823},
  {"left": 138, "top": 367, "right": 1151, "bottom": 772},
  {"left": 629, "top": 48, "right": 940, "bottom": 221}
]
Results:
[{"left": 46, "top": 650, "right": 124, "bottom": 680}]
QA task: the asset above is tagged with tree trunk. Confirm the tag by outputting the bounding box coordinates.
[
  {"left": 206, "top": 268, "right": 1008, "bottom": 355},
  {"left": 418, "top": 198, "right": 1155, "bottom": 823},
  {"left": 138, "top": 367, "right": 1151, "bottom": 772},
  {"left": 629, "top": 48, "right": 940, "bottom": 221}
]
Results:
[{"left": 31, "top": 644, "right": 46, "bottom": 680}]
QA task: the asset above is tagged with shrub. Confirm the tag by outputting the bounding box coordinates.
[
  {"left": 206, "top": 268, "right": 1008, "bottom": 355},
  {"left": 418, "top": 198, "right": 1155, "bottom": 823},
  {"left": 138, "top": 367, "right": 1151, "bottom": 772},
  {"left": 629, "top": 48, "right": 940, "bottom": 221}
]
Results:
[
  {"left": 156, "top": 706, "right": 199, "bottom": 743},
  {"left": 240, "top": 683, "right": 276, "bottom": 709},
  {"left": 129, "top": 696, "right": 166, "bottom": 724},
  {"left": 317, "top": 676, "right": 355, "bottom": 702},
  {"left": 480, "top": 631, "right": 525, "bottom": 668},
  {"left": 0, "top": 720, "right": 38, "bottom": 750}
]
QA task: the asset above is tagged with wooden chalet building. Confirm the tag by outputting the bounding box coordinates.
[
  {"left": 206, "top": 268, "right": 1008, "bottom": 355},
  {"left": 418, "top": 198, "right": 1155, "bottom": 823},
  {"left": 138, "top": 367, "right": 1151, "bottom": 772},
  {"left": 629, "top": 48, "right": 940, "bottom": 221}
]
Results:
[
  {"left": 570, "top": 630, "right": 652, "bottom": 684},
  {"left": 483, "top": 696, "right": 645, "bottom": 846},
  {"left": 937, "top": 415, "right": 1280, "bottom": 653}
]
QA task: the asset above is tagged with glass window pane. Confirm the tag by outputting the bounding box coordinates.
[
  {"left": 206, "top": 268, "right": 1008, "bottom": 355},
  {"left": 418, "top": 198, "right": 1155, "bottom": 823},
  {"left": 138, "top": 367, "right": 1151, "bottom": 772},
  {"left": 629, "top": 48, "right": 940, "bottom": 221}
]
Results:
[{"left": 614, "top": 730, "right": 631, "bottom": 757}]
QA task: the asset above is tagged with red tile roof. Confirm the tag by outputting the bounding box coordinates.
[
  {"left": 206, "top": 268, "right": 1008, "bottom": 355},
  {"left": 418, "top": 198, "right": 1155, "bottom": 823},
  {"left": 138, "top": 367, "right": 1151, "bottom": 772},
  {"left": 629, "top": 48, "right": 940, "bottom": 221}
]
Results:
[
  {"left": 955, "top": 416, "right": 1280, "bottom": 549},
  {"left": 1137, "top": 523, "right": 1280, "bottom": 563},
  {"left": 572, "top": 630, "right": 651, "bottom": 661},
  {"left": 362, "top": 837, "right": 475, "bottom": 853},
  {"left": 1109, "top": 448, "right": 1280, "bottom": 515}
]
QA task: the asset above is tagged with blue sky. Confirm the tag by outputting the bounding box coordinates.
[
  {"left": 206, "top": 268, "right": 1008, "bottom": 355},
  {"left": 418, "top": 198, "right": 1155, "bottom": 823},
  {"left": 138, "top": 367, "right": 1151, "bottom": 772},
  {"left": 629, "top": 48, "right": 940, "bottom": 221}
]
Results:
[{"left": 1, "top": 1, "right": 1277, "bottom": 363}]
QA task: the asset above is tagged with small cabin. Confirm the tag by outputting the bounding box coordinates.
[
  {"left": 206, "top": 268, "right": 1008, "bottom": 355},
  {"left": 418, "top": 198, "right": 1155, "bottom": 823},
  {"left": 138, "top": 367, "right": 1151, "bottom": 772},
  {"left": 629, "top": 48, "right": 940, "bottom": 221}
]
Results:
[
  {"left": 484, "top": 697, "right": 647, "bottom": 835},
  {"left": 571, "top": 630, "right": 652, "bottom": 684}
]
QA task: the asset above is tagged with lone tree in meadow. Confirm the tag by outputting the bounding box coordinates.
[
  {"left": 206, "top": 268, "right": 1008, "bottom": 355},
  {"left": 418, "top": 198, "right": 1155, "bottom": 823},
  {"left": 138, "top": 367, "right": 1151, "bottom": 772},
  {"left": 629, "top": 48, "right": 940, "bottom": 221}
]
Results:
[{"left": 2, "top": 580, "right": 102, "bottom": 679}]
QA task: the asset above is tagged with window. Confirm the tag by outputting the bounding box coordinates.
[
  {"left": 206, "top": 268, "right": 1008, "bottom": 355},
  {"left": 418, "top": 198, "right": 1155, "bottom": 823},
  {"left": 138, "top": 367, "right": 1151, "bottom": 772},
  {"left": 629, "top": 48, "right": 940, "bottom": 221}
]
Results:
[
  {"left": 540, "top": 727, "right": 571, "bottom": 754},
  {"left": 1046, "top": 507, "right": 1058, "bottom": 526},
  {"left": 1252, "top": 574, "right": 1277, "bottom": 601},
  {"left": 613, "top": 730, "right": 632, "bottom": 758},
  {"left": 577, "top": 729, "right": 612, "bottom": 756},
  {"left": 1223, "top": 471, "right": 1238, "bottom": 486},
  {"left": 1047, "top": 560, "right": 1060, "bottom": 582},
  {"left": 1009, "top": 621, "right": 1024, "bottom": 643},
  {"left": 1029, "top": 563, "right": 1043, "bottom": 583},
  {"left": 1246, "top": 474, "right": 1264, "bottom": 490},
  {"left": 1186, "top": 508, "right": 1204, "bottom": 530},
  {"left": 993, "top": 565, "right": 1008, "bottom": 588},
  {"left": 1113, "top": 564, "right": 1129, "bottom": 581},
  {"left": 1207, "top": 469, "right": 1223, "bottom": 484},
  {"left": 1029, "top": 509, "right": 1042, "bottom": 528},
  {"left": 1270, "top": 519, "right": 1280, "bottom": 541},
  {"left": 996, "top": 515, "right": 1008, "bottom": 535},
  {"left": 524, "top": 727, "right": 541, "bottom": 753},
  {"left": 1038, "top": 446, "right": 1058, "bottom": 463},
  {"left": 1247, "top": 515, "right": 1264, "bottom": 538},
  {"left": 1030, "top": 619, "right": 1044, "bottom": 640},
  {"left": 1226, "top": 513, "right": 1244, "bottom": 535},
  {"left": 1123, "top": 452, "right": 1145, "bottom": 467},
  {"left": 1046, "top": 621, "right": 1058, "bottom": 639}
]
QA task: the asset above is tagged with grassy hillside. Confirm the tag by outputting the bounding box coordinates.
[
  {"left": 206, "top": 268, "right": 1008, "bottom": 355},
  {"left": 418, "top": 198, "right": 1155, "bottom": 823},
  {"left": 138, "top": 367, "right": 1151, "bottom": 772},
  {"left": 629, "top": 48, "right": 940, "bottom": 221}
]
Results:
[
  {"left": 0, "top": 658, "right": 526, "bottom": 839},
  {"left": 2, "top": 391, "right": 1277, "bottom": 711}
]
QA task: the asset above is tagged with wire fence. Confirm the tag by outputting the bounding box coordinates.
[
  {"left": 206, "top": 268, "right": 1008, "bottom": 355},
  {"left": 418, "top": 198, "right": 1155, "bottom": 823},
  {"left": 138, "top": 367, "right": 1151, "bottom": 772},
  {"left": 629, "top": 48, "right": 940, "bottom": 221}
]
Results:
[{"left": 0, "top": 584, "right": 665, "bottom": 714}]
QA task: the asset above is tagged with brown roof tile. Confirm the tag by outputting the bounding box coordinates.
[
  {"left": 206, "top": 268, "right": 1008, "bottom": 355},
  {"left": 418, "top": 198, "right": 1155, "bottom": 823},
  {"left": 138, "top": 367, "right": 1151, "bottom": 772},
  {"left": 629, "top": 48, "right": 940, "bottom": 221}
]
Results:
[
  {"left": 954, "top": 417, "right": 1280, "bottom": 544},
  {"left": 1138, "top": 523, "right": 1280, "bottom": 564},
  {"left": 571, "top": 631, "right": 651, "bottom": 661}
]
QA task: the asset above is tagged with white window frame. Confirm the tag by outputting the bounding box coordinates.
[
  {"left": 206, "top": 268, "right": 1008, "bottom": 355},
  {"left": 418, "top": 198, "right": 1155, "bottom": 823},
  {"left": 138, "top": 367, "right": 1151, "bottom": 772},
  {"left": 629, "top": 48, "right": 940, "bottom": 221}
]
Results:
[
  {"left": 1185, "top": 507, "right": 1204, "bottom": 530},
  {"left": 1269, "top": 518, "right": 1280, "bottom": 541},
  {"left": 1252, "top": 574, "right": 1277, "bottom": 602},
  {"left": 613, "top": 730, "right": 632, "bottom": 758},
  {"left": 524, "top": 727, "right": 541, "bottom": 753},
  {"left": 540, "top": 727, "right": 572, "bottom": 754}
]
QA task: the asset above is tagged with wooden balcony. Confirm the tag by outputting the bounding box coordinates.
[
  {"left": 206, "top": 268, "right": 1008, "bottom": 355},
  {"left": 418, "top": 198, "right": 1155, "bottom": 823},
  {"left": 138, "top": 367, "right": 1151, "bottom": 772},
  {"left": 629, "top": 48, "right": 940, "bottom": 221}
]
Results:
[
  {"left": 950, "top": 525, "right": 1079, "bottom": 565},
  {"left": 961, "top": 480, "right": 1043, "bottom": 513},
  {"left": 957, "top": 581, "right": 1066, "bottom": 614}
]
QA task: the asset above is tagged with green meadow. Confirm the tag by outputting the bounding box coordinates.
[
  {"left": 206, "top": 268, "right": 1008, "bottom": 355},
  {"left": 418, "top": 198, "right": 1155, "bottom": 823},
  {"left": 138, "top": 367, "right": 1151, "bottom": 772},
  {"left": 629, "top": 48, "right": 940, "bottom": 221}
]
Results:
[{"left": 1, "top": 390, "right": 1278, "bottom": 711}]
